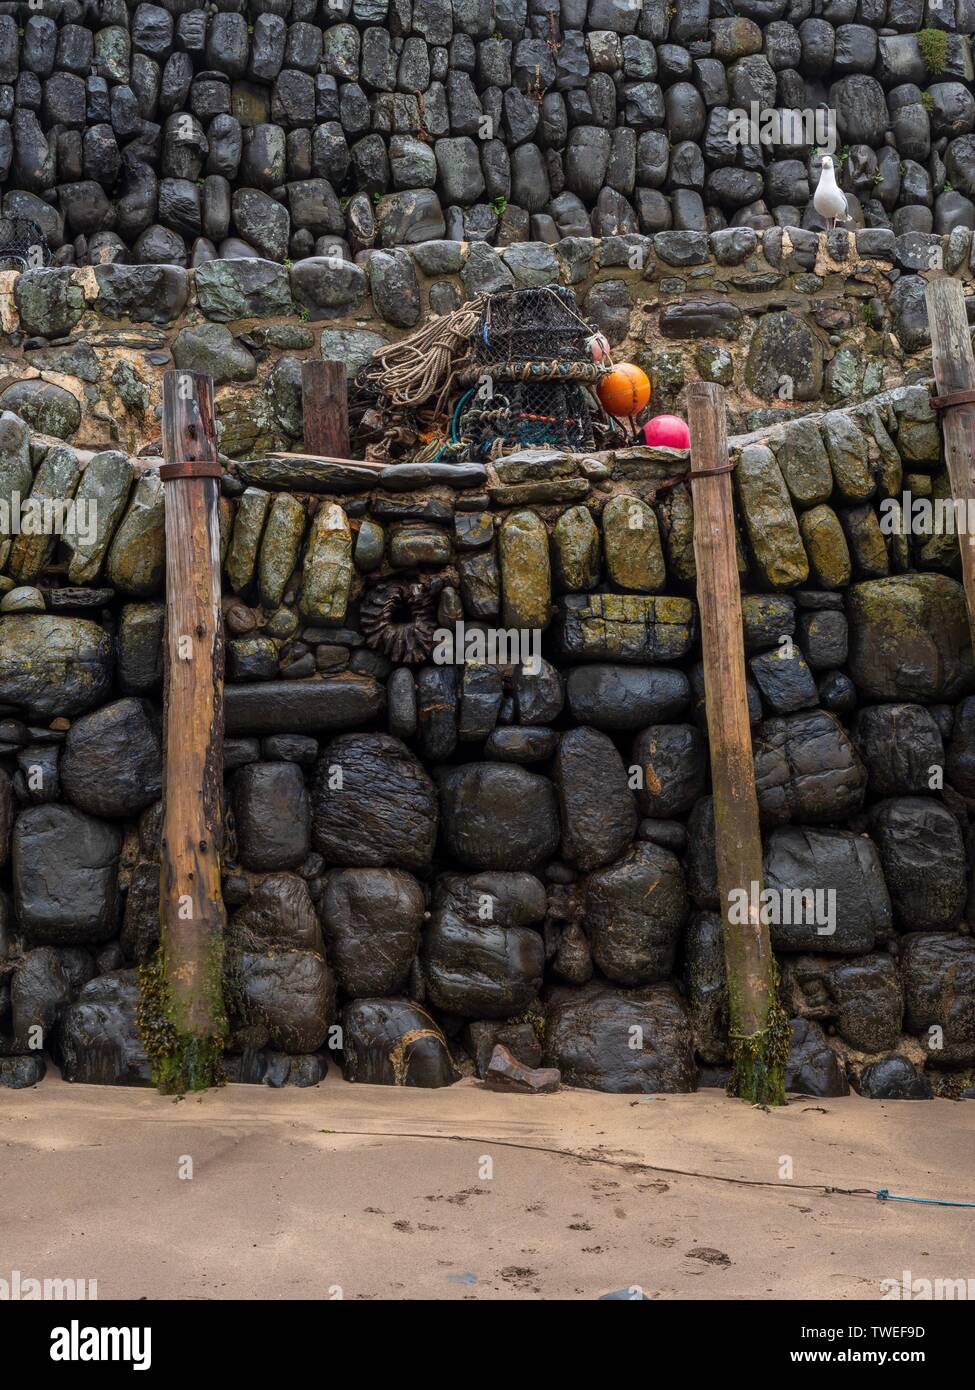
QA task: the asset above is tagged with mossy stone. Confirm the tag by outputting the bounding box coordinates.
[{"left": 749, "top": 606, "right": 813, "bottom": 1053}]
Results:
[
  {"left": 551, "top": 505, "right": 600, "bottom": 592},
  {"left": 657, "top": 482, "right": 696, "bottom": 583},
  {"left": 0, "top": 411, "right": 32, "bottom": 535},
  {"left": 847, "top": 574, "right": 975, "bottom": 702},
  {"left": 917, "top": 471, "right": 962, "bottom": 574},
  {"left": 66, "top": 450, "right": 134, "bottom": 585},
  {"left": 602, "top": 494, "right": 666, "bottom": 593},
  {"left": 862, "top": 407, "right": 903, "bottom": 499},
  {"left": 798, "top": 505, "right": 852, "bottom": 590},
  {"left": 300, "top": 503, "right": 352, "bottom": 624},
  {"left": 7, "top": 446, "right": 83, "bottom": 584},
  {"left": 500, "top": 510, "right": 551, "bottom": 630},
  {"left": 258, "top": 493, "right": 306, "bottom": 611},
  {"left": 105, "top": 473, "right": 166, "bottom": 598},
  {"left": 0, "top": 615, "right": 113, "bottom": 718},
  {"left": 0, "top": 381, "right": 81, "bottom": 441},
  {"left": 773, "top": 417, "right": 832, "bottom": 508},
  {"left": 734, "top": 444, "right": 809, "bottom": 589},
  {"left": 226, "top": 487, "right": 271, "bottom": 594},
  {"left": 822, "top": 413, "right": 874, "bottom": 501},
  {"left": 14, "top": 268, "right": 85, "bottom": 338},
  {"left": 840, "top": 505, "right": 889, "bottom": 578}
]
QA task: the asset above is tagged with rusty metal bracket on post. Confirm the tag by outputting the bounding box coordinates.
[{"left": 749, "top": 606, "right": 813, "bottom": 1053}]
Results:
[
  {"left": 159, "top": 459, "right": 225, "bottom": 481},
  {"left": 930, "top": 388, "right": 975, "bottom": 411}
]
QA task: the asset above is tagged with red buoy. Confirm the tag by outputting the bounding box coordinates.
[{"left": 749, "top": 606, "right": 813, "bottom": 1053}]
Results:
[{"left": 642, "top": 414, "right": 690, "bottom": 449}]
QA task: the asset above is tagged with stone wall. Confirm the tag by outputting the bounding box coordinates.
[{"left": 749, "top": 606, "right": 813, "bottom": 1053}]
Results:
[
  {"left": 0, "top": 227, "right": 972, "bottom": 456},
  {"left": 2, "top": 0, "right": 975, "bottom": 270},
  {"left": 1, "top": 381, "right": 974, "bottom": 1097}
]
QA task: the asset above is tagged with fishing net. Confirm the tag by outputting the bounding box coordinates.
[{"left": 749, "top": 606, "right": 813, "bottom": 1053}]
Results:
[
  {"left": 449, "top": 287, "right": 608, "bottom": 456},
  {"left": 0, "top": 218, "right": 49, "bottom": 272},
  {"left": 354, "top": 284, "right": 612, "bottom": 461},
  {"left": 453, "top": 379, "right": 597, "bottom": 456},
  {"left": 473, "top": 284, "right": 593, "bottom": 366}
]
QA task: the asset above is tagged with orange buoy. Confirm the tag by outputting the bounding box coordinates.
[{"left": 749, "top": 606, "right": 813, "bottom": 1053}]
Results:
[{"left": 596, "top": 362, "right": 651, "bottom": 418}]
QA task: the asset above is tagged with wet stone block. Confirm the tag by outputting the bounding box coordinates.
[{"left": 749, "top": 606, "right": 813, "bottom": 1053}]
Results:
[{"left": 555, "top": 592, "right": 696, "bottom": 664}]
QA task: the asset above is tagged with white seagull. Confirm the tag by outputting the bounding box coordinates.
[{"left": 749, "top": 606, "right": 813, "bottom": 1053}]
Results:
[{"left": 813, "top": 154, "right": 848, "bottom": 229}]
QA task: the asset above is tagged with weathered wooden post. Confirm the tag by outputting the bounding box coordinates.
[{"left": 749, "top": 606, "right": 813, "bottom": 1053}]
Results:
[
  {"left": 925, "top": 276, "right": 975, "bottom": 643},
  {"left": 686, "top": 380, "right": 787, "bottom": 1105},
  {"left": 154, "top": 369, "right": 227, "bottom": 1091},
  {"left": 302, "top": 359, "right": 350, "bottom": 457}
]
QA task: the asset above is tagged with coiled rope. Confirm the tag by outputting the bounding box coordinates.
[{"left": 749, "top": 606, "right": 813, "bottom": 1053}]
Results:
[{"left": 364, "top": 298, "right": 486, "bottom": 413}]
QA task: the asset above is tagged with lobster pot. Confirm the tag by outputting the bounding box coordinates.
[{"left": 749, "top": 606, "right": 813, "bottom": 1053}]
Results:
[
  {"left": 452, "top": 284, "right": 605, "bottom": 455},
  {"left": 475, "top": 286, "right": 590, "bottom": 366},
  {"left": 457, "top": 378, "right": 597, "bottom": 454},
  {"left": 0, "top": 217, "right": 49, "bottom": 272}
]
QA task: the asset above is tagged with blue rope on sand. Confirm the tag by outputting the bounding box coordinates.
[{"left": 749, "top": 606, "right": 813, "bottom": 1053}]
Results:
[{"left": 877, "top": 1188, "right": 975, "bottom": 1208}]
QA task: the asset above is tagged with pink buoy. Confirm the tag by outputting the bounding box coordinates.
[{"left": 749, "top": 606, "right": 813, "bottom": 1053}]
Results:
[{"left": 642, "top": 414, "right": 690, "bottom": 449}]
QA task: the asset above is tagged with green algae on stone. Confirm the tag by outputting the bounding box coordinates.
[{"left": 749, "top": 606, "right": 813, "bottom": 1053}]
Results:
[
  {"left": 118, "top": 602, "right": 165, "bottom": 694},
  {"left": 300, "top": 503, "right": 353, "bottom": 623},
  {"left": 741, "top": 594, "right": 796, "bottom": 651},
  {"left": 500, "top": 510, "right": 551, "bottom": 630},
  {"left": 14, "top": 268, "right": 85, "bottom": 338},
  {"left": 893, "top": 386, "right": 941, "bottom": 465},
  {"left": 734, "top": 444, "right": 809, "bottom": 589},
  {"left": 772, "top": 417, "right": 833, "bottom": 508},
  {"left": 551, "top": 504, "right": 600, "bottom": 592},
  {"left": 840, "top": 505, "right": 889, "bottom": 578},
  {"left": 105, "top": 472, "right": 166, "bottom": 598},
  {"left": 825, "top": 345, "right": 862, "bottom": 400},
  {"left": 847, "top": 573, "right": 975, "bottom": 702},
  {"left": 821, "top": 413, "right": 874, "bottom": 501},
  {"left": 0, "top": 411, "right": 33, "bottom": 539},
  {"left": 798, "top": 504, "right": 852, "bottom": 589},
  {"left": 264, "top": 606, "right": 299, "bottom": 639},
  {"left": 193, "top": 258, "right": 293, "bottom": 322},
  {"left": 354, "top": 518, "right": 384, "bottom": 572},
  {"left": 861, "top": 406, "right": 903, "bottom": 499},
  {"left": 602, "top": 494, "right": 666, "bottom": 593},
  {"left": 657, "top": 481, "right": 696, "bottom": 583},
  {"left": 8, "top": 446, "right": 83, "bottom": 585},
  {"left": 65, "top": 450, "right": 134, "bottom": 585},
  {"left": 226, "top": 487, "right": 271, "bottom": 594},
  {"left": 388, "top": 523, "right": 452, "bottom": 567},
  {"left": 0, "top": 381, "right": 82, "bottom": 440},
  {"left": 744, "top": 310, "right": 823, "bottom": 401},
  {"left": 695, "top": 343, "right": 734, "bottom": 384},
  {"left": 556, "top": 591, "right": 696, "bottom": 663},
  {"left": 0, "top": 614, "right": 113, "bottom": 718},
  {"left": 917, "top": 471, "right": 963, "bottom": 574},
  {"left": 257, "top": 493, "right": 306, "bottom": 611},
  {"left": 459, "top": 549, "right": 500, "bottom": 619}
]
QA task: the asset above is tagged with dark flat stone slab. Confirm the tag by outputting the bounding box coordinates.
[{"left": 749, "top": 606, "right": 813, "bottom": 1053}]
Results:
[
  {"left": 378, "top": 462, "right": 488, "bottom": 490},
  {"left": 236, "top": 456, "right": 380, "bottom": 493},
  {"left": 224, "top": 674, "right": 386, "bottom": 734}
]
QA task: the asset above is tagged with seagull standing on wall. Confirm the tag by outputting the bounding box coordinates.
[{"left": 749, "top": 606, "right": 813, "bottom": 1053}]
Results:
[{"left": 813, "top": 154, "right": 848, "bottom": 229}]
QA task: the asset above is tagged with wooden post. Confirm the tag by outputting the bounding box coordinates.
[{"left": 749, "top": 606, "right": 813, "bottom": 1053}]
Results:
[
  {"left": 156, "top": 369, "right": 226, "bottom": 1092},
  {"left": 302, "top": 359, "right": 350, "bottom": 457},
  {"left": 925, "top": 275, "right": 975, "bottom": 644},
  {"left": 686, "top": 381, "right": 786, "bottom": 1106}
]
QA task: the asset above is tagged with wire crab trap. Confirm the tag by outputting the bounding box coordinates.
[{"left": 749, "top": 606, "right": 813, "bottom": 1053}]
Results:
[
  {"left": 352, "top": 285, "right": 618, "bottom": 462},
  {"left": 474, "top": 284, "right": 593, "bottom": 365},
  {"left": 450, "top": 286, "right": 610, "bottom": 457},
  {"left": 0, "top": 218, "right": 50, "bottom": 272}
]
